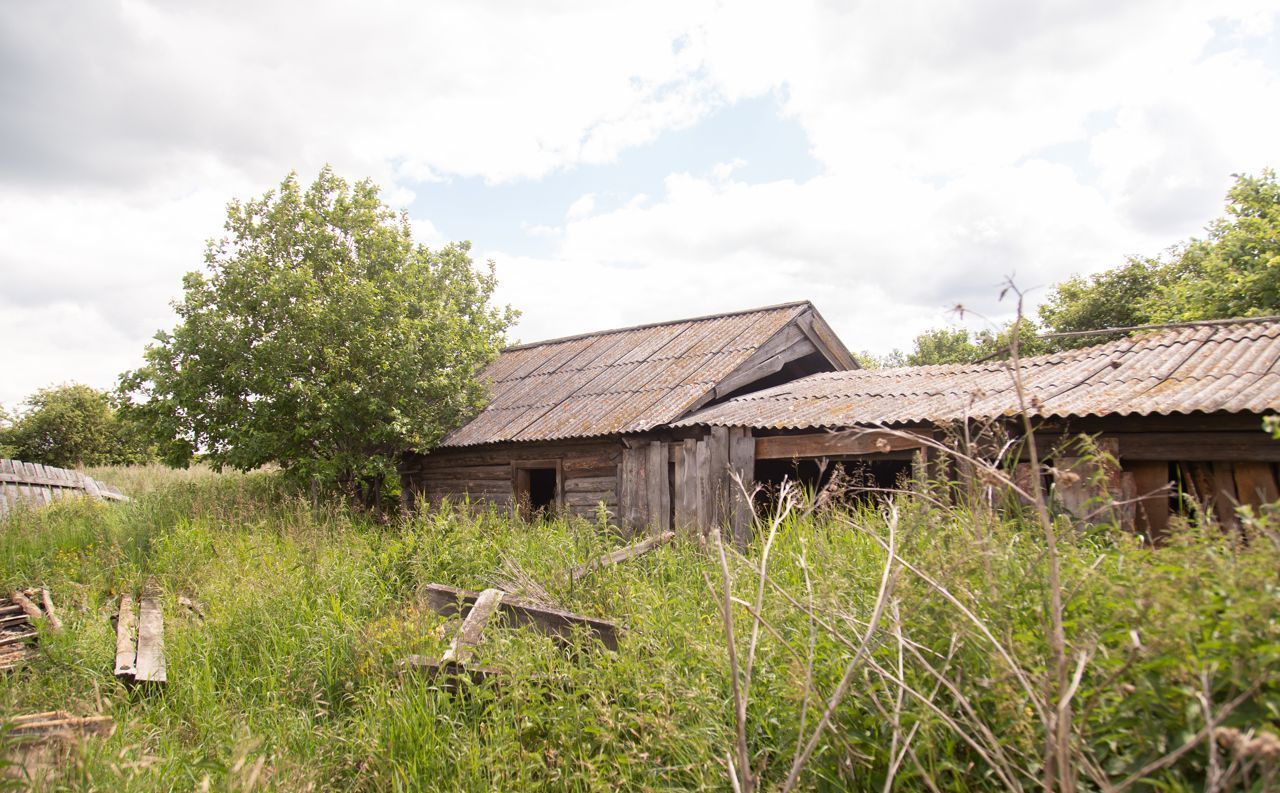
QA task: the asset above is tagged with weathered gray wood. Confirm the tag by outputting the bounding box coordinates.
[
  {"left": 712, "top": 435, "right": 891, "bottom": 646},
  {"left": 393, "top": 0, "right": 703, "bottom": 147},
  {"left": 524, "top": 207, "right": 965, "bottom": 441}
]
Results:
[
  {"left": 706, "top": 426, "right": 730, "bottom": 528},
  {"left": 134, "top": 582, "right": 166, "bottom": 684},
  {"left": 694, "top": 438, "right": 710, "bottom": 530},
  {"left": 115, "top": 592, "right": 138, "bottom": 679},
  {"left": 755, "top": 430, "right": 926, "bottom": 461},
  {"left": 673, "top": 439, "right": 695, "bottom": 532},
  {"left": 440, "top": 588, "right": 504, "bottom": 666},
  {"left": 708, "top": 325, "right": 814, "bottom": 400},
  {"left": 569, "top": 530, "right": 676, "bottom": 582},
  {"left": 421, "top": 583, "right": 619, "bottom": 650},
  {"left": 564, "top": 476, "right": 617, "bottom": 493},
  {"left": 728, "top": 427, "right": 755, "bottom": 548},
  {"left": 645, "top": 441, "right": 670, "bottom": 532},
  {"left": 619, "top": 443, "right": 649, "bottom": 533}
]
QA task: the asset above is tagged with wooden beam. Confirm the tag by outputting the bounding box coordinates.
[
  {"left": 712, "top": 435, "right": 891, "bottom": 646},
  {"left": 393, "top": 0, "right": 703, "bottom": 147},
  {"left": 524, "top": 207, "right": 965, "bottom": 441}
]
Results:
[
  {"left": 134, "top": 581, "right": 166, "bottom": 684},
  {"left": 114, "top": 593, "right": 138, "bottom": 678},
  {"left": 1117, "top": 432, "right": 1280, "bottom": 462},
  {"left": 728, "top": 427, "right": 755, "bottom": 548},
  {"left": 755, "top": 430, "right": 925, "bottom": 461},
  {"left": 440, "top": 588, "right": 504, "bottom": 666},
  {"left": 569, "top": 531, "right": 676, "bottom": 583},
  {"left": 420, "top": 583, "right": 619, "bottom": 650}
]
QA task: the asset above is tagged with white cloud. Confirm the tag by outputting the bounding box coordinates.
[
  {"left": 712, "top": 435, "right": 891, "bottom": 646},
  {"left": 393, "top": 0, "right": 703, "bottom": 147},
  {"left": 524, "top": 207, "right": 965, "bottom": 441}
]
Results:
[{"left": 1, "top": 0, "right": 1278, "bottom": 407}]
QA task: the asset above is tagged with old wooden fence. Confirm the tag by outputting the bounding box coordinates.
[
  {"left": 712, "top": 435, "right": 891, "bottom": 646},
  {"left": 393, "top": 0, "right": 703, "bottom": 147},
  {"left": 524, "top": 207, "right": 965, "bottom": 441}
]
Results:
[{"left": 0, "top": 459, "right": 126, "bottom": 519}]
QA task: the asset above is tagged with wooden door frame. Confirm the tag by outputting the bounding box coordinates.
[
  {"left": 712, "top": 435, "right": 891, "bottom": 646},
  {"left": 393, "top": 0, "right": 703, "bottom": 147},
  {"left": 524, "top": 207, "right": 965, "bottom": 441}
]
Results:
[{"left": 511, "top": 459, "right": 564, "bottom": 519}]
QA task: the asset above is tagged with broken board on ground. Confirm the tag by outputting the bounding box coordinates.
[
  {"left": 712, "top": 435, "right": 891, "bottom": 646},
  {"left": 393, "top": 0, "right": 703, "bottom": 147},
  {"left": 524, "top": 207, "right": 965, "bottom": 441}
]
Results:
[
  {"left": 114, "top": 580, "right": 165, "bottom": 685},
  {"left": 568, "top": 530, "right": 676, "bottom": 583},
  {"left": 404, "top": 583, "right": 620, "bottom": 684}
]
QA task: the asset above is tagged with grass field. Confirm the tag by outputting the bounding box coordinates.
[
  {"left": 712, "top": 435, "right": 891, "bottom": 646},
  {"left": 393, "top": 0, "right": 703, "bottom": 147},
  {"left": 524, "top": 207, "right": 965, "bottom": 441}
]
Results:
[{"left": 0, "top": 467, "right": 1277, "bottom": 790}]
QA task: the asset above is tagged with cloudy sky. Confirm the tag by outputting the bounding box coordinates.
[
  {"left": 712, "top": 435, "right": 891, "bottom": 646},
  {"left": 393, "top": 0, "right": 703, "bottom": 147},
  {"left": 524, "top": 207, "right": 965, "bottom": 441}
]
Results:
[{"left": 2, "top": 1, "right": 1279, "bottom": 408}]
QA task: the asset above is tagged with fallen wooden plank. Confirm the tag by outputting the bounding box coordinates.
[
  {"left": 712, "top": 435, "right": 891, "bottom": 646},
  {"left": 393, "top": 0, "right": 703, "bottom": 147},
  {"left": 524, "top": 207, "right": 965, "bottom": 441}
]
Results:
[
  {"left": 439, "top": 588, "right": 504, "bottom": 666},
  {"left": 399, "top": 655, "right": 502, "bottom": 686},
  {"left": 569, "top": 531, "right": 676, "bottom": 583},
  {"left": 133, "top": 581, "right": 166, "bottom": 684},
  {"left": 39, "top": 589, "right": 61, "bottom": 632},
  {"left": 421, "top": 583, "right": 619, "bottom": 651},
  {"left": 114, "top": 593, "right": 137, "bottom": 679}
]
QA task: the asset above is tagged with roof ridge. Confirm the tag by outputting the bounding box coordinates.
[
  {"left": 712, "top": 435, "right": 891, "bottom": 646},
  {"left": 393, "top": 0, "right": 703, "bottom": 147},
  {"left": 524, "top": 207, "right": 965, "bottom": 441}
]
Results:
[{"left": 500, "top": 301, "right": 813, "bottom": 351}]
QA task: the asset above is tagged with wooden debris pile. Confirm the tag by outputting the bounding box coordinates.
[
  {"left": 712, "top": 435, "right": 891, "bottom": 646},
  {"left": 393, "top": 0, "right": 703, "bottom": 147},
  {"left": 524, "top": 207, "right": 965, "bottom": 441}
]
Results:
[
  {"left": 403, "top": 583, "right": 619, "bottom": 684},
  {"left": 0, "top": 588, "right": 62, "bottom": 672},
  {"left": 114, "top": 580, "right": 165, "bottom": 685}
]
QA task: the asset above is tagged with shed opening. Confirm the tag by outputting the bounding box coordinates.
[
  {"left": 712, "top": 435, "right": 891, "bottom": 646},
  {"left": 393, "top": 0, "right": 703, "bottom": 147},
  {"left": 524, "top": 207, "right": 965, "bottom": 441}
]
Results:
[{"left": 514, "top": 461, "right": 560, "bottom": 519}]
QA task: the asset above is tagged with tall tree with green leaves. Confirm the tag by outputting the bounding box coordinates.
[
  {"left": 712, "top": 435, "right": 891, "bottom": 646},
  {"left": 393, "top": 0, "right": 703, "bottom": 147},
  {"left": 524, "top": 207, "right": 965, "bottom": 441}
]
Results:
[
  {"left": 120, "top": 168, "right": 515, "bottom": 506},
  {"left": 0, "top": 383, "right": 155, "bottom": 468},
  {"left": 1038, "top": 169, "right": 1280, "bottom": 346},
  {"left": 1148, "top": 169, "right": 1280, "bottom": 321}
]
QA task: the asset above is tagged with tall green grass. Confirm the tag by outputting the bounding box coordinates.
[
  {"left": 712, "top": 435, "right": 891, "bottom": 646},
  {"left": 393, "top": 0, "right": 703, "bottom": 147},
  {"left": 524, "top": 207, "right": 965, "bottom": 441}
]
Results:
[{"left": 0, "top": 469, "right": 1276, "bottom": 790}]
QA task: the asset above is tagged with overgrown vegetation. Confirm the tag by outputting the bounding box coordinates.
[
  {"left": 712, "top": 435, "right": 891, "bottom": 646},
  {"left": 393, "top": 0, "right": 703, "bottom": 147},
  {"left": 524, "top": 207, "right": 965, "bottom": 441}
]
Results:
[{"left": 0, "top": 464, "right": 1276, "bottom": 790}]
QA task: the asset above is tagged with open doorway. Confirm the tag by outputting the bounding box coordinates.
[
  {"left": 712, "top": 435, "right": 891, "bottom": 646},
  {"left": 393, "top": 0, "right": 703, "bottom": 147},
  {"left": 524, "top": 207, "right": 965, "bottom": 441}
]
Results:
[{"left": 513, "top": 460, "right": 561, "bottom": 520}]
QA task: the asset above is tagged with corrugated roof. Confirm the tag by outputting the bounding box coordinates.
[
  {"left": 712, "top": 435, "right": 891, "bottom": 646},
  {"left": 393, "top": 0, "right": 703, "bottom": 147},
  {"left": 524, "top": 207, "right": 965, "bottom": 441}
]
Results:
[
  {"left": 676, "top": 318, "right": 1280, "bottom": 430},
  {"left": 441, "top": 302, "right": 813, "bottom": 446}
]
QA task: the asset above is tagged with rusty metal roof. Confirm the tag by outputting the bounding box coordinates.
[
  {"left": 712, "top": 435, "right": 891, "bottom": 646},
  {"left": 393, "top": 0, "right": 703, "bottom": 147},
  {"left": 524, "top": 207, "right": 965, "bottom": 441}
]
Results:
[
  {"left": 441, "top": 302, "right": 814, "bottom": 446},
  {"left": 676, "top": 318, "right": 1280, "bottom": 431}
]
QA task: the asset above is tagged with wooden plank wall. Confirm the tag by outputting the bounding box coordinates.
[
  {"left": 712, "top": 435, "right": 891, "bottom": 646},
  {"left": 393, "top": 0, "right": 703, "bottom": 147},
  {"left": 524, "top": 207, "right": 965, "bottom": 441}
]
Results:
[
  {"left": 403, "top": 439, "right": 620, "bottom": 521},
  {"left": 672, "top": 427, "right": 755, "bottom": 544},
  {"left": 618, "top": 441, "right": 670, "bottom": 536},
  {"left": 1045, "top": 428, "right": 1280, "bottom": 540},
  {"left": 0, "top": 459, "right": 126, "bottom": 519}
]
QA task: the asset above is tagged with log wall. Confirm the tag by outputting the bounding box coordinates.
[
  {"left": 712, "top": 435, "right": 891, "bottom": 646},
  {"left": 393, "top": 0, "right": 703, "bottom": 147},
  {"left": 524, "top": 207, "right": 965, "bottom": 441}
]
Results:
[{"left": 401, "top": 438, "right": 621, "bottom": 521}]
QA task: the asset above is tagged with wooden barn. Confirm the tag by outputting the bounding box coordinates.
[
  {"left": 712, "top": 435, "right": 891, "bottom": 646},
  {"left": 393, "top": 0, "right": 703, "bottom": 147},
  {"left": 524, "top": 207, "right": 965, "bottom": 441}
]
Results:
[
  {"left": 675, "top": 317, "right": 1280, "bottom": 541},
  {"left": 399, "top": 301, "right": 856, "bottom": 539},
  {"left": 404, "top": 303, "right": 1280, "bottom": 543}
]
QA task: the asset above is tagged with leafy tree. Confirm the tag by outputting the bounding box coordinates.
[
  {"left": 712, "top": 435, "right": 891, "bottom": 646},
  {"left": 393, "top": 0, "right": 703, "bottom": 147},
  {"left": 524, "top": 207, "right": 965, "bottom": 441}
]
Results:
[
  {"left": 1147, "top": 169, "right": 1280, "bottom": 321},
  {"left": 0, "top": 384, "right": 155, "bottom": 468},
  {"left": 904, "top": 328, "right": 982, "bottom": 366},
  {"left": 895, "top": 319, "right": 1048, "bottom": 366},
  {"left": 1036, "top": 255, "right": 1182, "bottom": 349},
  {"left": 120, "top": 168, "right": 515, "bottom": 506}
]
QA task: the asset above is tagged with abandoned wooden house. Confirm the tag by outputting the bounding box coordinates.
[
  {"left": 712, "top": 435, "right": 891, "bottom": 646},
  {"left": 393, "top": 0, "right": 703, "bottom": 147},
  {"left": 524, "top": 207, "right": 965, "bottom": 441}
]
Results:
[
  {"left": 403, "top": 304, "right": 1280, "bottom": 543},
  {"left": 399, "top": 301, "right": 856, "bottom": 540}
]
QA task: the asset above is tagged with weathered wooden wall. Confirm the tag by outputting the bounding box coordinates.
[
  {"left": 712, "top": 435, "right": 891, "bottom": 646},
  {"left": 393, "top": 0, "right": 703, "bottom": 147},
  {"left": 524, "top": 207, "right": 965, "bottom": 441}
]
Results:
[
  {"left": 404, "top": 430, "right": 760, "bottom": 542},
  {"left": 402, "top": 439, "right": 621, "bottom": 521},
  {"left": 0, "top": 459, "right": 126, "bottom": 519}
]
